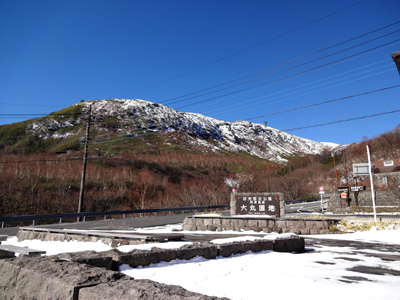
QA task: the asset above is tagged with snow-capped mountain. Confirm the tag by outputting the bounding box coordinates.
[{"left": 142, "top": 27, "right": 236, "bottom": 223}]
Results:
[{"left": 30, "top": 99, "right": 339, "bottom": 161}]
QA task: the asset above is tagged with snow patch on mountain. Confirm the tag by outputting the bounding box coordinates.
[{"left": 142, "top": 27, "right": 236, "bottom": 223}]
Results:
[{"left": 35, "top": 98, "right": 340, "bottom": 161}]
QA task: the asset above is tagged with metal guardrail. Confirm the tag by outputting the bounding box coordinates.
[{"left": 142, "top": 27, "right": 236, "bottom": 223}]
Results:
[
  {"left": 284, "top": 197, "right": 330, "bottom": 205},
  {"left": 0, "top": 205, "right": 230, "bottom": 228}
]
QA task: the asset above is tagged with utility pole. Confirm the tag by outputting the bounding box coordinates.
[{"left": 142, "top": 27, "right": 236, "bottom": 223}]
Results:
[
  {"left": 332, "top": 151, "right": 339, "bottom": 186},
  {"left": 77, "top": 104, "right": 92, "bottom": 222},
  {"left": 332, "top": 150, "right": 340, "bottom": 208}
]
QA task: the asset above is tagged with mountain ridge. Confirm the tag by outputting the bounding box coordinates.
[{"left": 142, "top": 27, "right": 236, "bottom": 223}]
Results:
[{"left": 5, "top": 98, "right": 339, "bottom": 161}]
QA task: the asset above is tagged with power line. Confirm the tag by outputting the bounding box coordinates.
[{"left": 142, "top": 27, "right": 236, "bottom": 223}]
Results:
[
  {"left": 208, "top": 61, "right": 393, "bottom": 117},
  {"left": 0, "top": 156, "right": 124, "bottom": 164},
  {"left": 3, "top": 108, "right": 398, "bottom": 160},
  {"left": 6, "top": 78, "right": 389, "bottom": 144},
  {"left": 169, "top": 30, "right": 400, "bottom": 107},
  {"left": 283, "top": 109, "right": 400, "bottom": 132},
  {"left": 175, "top": 38, "right": 400, "bottom": 109},
  {"left": 119, "top": 0, "right": 368, "bottom": 98},
  {"left": 0, "top": 113, "right": 83, "bottom": 117},
  {"left": 0, "top": 103, "right": 65, "bottom": 107},
  {"left": 0, "top": 158, "right": 81, "bottom": 164},
  {"left": 92, "top": 126, "right": 156, "bottom": 141},
  {"left": 0, "top": 120, "right": 154, "bottom": 142},
  {"left": 243, "top": 85, "right": 400, "bottom": 121},
  {"left": 91, "top": 126, "right": 169, "bottom": 145},
  {"left": 72, "top": 104, "right": 400, "bottom": 145},
  {"left": 163, "top": 20, "right": 400, "bottom": 104},
  {"left": 3, "top": 109, "right": 399, "bottom": 160}
]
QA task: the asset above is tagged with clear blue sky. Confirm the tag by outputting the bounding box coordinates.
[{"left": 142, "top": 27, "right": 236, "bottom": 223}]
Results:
[{"left": 1, "top": 0, "right": 399, "bottom": 145}]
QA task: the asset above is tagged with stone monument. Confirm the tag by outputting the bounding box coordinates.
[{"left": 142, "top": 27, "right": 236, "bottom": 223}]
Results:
[{"left": 230, "top": 192, "right": 285, "bottom": 218}]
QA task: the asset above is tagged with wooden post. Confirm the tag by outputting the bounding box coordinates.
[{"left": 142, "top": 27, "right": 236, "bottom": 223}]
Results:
[
  {"left": 77, "top": 105, "right": 92, "bottom": 222},
  {"left": 353, "top": 177, "right": 359, "bottom": 206}
]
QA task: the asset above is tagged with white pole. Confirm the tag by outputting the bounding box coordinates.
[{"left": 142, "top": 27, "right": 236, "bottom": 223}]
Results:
[
  {"left": 366, "top": 144, "right": 377, "bottom": 222},
  {"left": 320, "top": 193, "right": 323, "bottom": 213}
]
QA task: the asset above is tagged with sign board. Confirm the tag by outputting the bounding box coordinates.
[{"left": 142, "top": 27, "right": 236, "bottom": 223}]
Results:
[
  {"left": 235, "top": 194, "right": 280, "bottom": 217},
  {"left": 319, "top": 186, "right": 324, "bottom": 192},
  {"left": 338, "top": 186, "right": 349, "bottom": 193},
  {"left": 341, "top": 192, "right": 347, "bottom": 198},
  {"left": 232, "top": 188, "right": 236, "bottom": 193},
  {"left": 350, "top": 186, "right": 366, "bottom": 192},
  {"left": 353, "top": 163, "right": 370, "bottom": 176}
]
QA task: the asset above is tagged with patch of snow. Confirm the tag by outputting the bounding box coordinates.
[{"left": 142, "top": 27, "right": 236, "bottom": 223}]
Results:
[
  {"left": 210, "top": 236, "right": 263, "bottom": 244},
  {"left": 263, "top": 232, "right": 299, "bottom": 240},
  {"left": 193, "top": 214, "right": 223, "bottom": 217},
  {"left": 306, "top": 228, "right": 400, "bottom": 245},
  {"left": 119, "top": 232, "right": 400, "bottom": 300},
  {"left": 2, "top": 237, "right": 112, "bottom": 256},
  {"left": 70, "top": 99, "right": 341, "bottom": 162},
  {"left": 117, "top": 241, "right": 192, "bottom": 253}
]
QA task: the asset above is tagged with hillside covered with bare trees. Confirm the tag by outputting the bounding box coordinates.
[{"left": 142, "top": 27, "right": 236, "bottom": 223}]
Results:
[{"left": 1, "top": 109, "right": 399, "bottom": 220}]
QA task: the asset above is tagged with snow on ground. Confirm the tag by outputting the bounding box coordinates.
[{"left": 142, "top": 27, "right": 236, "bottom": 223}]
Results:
[
  {"left": 119, "top": 226, "right": 400, "bottom": 300},
  {"left": 307, "top": 228, "right": 400, "bottom": 245},
  {"left": 2, "top": 237, "right": 113, "bottom": 256},
  {"left": 3, "top": 224, "right": 400, "bottom": 300},
  {"left": 210, "top": 236, "right": 263, "bottom": 244},
  {"left": 134, "top": 224, "right": 267, "bottom": 235},
  {"left": 120, "top": 249, "right": 400, "bottom": 300},
  {"left": 192, "top": 213, "right": 224, "bottom": 217},
  {"left": 117, "top": 241, "right": 192, "bottom": 253}
]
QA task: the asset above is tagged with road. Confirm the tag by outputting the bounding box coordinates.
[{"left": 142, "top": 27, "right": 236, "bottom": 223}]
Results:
[
  {"left": 285, "top": 199, "right": 329, "bottom": 214},
  {"left": 2, "top": 205, "right": 399, "bottom": 237},
  {"left": 0, "top": 210, "right": 231, "bottom": 237}
]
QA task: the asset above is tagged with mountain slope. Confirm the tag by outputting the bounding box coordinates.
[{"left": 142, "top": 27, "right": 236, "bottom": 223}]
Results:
[{"left": 21, "top": 99, "right": 338, "bottom": 161}]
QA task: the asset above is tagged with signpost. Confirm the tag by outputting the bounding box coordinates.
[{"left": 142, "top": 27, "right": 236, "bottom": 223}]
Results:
[
  {"left": 337, "top": 186, "right": 349, "bottom": 208},
  {"left": 319, "top": 186, "right": 324, "bottom": 213},
  {"left": 350, "top": 186, "right": 366, "bottom": 192},
  {"left": 337, "top": 186, "right": 349, "bottom": 192},
  {"left": 353, "top": 163, "right": 370, "bottom": 176}
]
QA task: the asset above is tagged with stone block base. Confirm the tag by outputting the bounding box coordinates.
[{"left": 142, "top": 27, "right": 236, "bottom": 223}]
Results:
[{"left": 183, "top": 217, "right": 338, "bottom": 235}]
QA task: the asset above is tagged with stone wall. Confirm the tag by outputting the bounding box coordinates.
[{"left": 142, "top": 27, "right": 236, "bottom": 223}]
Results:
[
  {"left": 16, "top": 230, "right": 147, "bottom": 247},
  {"left": 328, "top": 190, "right": 400, "bottom": 211},
  {"left": 183, "top": 216, "right": 336, "bottom": 235},
  {"left": 104, "top": 239, "right": 304, "bottom": 270}
]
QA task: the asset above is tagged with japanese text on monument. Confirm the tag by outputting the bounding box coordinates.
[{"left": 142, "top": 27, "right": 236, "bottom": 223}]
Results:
[{"left": 235, "top": 195, "right": 280, "bottom": 217}]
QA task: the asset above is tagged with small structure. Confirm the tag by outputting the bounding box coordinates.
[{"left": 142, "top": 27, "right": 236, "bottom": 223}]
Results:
[
  {"left": 374, "top": 158, "right": 400, "bottom": 174},
  {"left": 373, "top": 158, "right": 400, "bottom": 188}
]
